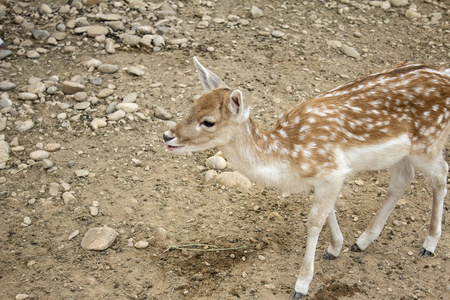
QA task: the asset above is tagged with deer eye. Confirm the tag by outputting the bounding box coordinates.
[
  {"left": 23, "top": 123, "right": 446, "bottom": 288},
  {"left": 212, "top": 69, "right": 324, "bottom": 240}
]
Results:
[{"left": 201, "top": 120, "right": 215, "bottom": 128}]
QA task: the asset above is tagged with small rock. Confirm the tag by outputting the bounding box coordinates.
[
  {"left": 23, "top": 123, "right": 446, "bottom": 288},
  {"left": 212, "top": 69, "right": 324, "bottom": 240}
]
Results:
[
  {"left": 123, "top": 34, "right": 141, "bottom": 46},
  {"left": 405, "top": 8, "right": 421, "bottom": 20},
  {"left": 44, "top": 143, "right": 61, "bottom": 152},
  {"left": 116, "top": 103, "right": 139, "bottom": 113},
  {"left": 134, "top": 240, "right": 149, "bottom": 249},
  {"left": 340, "top": 44, "right": 360, "bottom": 59},
  {"left": 18, "top": 92, "right": 38, "bottom": 101},
  {"left": 154, "top": 106, "right": 172, "bottom": 120},
  {"left": 32, "top": 29, "right": 50, "bottom": 40},
  {"left": 250, "top": 5, "right": 263, "bottom": 18},
  {"left": 0, "top": 141, "right": 9, "bottom": 163},
  {"left": 197, "top": 21, "right": 209, "bottom": 29},
  {"left": 40, "top": 4, "right": 52, "bottom": 14},
  {"left": 153, "top": 35, "right": 165, "bottom": 47},
  {"left": 85, "top": 58, "right": 102, "bottom": 69},
  {"left": 0, "top": 81, "right": 16, "bottom": 91},
  {"left": 206, "top": 156, "right": 227, "bottom": 170},
  {"left": 205, "top": 170, "right": 217, "bottom": 181},
  {"left": 61, "top": 81, "right": 85, "bottom": 94},
  {"left": 68, "top": 230, "right": 80, "bottom": 240},
  {"left": 80, "top": 226, "right": 118, "bottom": 251},
  {"left": 271, "top": 30, "right": 285, "bottom": 38},
  {"left": 15, "top": 294, "right": 29, "bottom": 300},
  {"left": 96, "top": 13, "right": 122, "bottom": 21},
  {"left": 354, "top": 179, "right": 364, "bottom": 186},
  {"left": 157, "top": 227, "right": 169, "bottom": 239},
  {"left": 87, "top": 25, "right": 109, "bottom": 37},
  {"left": 123, "top": 93, "right": 138, "bottom": 103},
  {"left": 16, "top": 120, "right": 35, "bottom": 132},
  {"left": 62, "top": 191, "right": 77, "bottom": 204},
  {"left": 91, "top": 118, "right": 107, "bottom": 130},
  {"left": 42, "top": 159, "right": 53, "bottom": 169},
  {"left": 74, "top": 102, "right": 90, "bottom": 110},
  {"left": 98, "top": 88, "right": 115, "bottom": 98},
  {"left": 0, "top": 50, "right": 12, "bottom": 60},
  {"left": 75, "top": 169, "right": 89, "bottom": 177},
  {"left": 98, "top": 64, "right": 119, "bottom": 74},
  {"left": 27, "top": 82, "right": 46, "bottom": 94},
  {"left": 215, "top": 172, "right": 252, "bottom": 192},
  {"left": 105, "top": 21, "right": 124, "bottom": 31},
  {"left": 30, "top": 150, "right": 50, "bottom": 161},
  {"left": 264, "top": 283, "right": 276, "bottom": 290},
  {"left": 127, "top": 66, "right": 145, "bottom": 76},
  {"left": 389, "top": 0, "right": 408, "bottom": 7},
  {"left": 49, "top": 182, "right": 60, "bottom": 196},
  {"left": 90, "top": 206, "right": 99, "bottom": 216},
  {"left": 108, "top": 110, "right": 126, "bottom": 121}
]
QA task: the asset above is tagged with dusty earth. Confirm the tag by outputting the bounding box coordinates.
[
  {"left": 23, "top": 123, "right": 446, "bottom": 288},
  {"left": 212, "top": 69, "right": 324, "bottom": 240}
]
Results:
[{"left": 0, "top": 0, "right": 449, "bottom": 299}]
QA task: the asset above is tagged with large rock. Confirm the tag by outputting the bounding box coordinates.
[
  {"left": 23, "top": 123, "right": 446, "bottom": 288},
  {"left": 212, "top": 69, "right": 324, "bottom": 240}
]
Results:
[
  {"left": 81, "top": 226, "right": 118, "bottom": 251},
  {"left": 0, "top": 81, "right": 16, "bottom": 91}
]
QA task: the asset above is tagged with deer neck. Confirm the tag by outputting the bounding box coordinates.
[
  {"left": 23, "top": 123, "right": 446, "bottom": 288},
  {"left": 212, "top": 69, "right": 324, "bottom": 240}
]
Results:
[{"left": 217, "top": 117, "right": 294, "bottom": 187}]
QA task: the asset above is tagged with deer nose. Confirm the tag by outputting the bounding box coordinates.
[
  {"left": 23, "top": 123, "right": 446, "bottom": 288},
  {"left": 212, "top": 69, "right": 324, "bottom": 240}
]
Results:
[{"left": 163, "top": 133, "right": 175, "bottom": 143}]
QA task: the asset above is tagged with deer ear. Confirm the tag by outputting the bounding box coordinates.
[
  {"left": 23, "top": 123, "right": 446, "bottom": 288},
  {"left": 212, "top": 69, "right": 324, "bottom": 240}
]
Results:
[
  {"left": 229, "top": 89, "right": 249, "bottom": 123},
  {"left": 193, "top": 56, "right": 228, "bottom": 92}
]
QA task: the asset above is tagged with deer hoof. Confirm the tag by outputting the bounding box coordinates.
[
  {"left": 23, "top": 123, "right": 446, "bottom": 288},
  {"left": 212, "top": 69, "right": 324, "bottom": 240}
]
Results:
[
  {"left": 322, "top": 252, "right": 338, "bottom": 260},
  {"left": 290, "top": 291, "right": 307, "bottom": 299},
  {"left": 419, "top": 248, "right": 435, "bottom": 258},
  {"left": 351, "top": 243, "right": 363, "bottom": 252}
]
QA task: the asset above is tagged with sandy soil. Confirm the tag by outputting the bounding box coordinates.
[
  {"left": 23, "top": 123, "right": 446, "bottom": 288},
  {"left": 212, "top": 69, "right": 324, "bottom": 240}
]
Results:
[{"left": 0, "top": 1, "right": 449, "bottom": 299}]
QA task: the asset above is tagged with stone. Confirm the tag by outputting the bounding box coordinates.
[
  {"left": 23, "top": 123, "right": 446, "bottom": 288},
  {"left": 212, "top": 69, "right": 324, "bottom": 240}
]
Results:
[
  {"left": 215, "top": 171, "right": 252, "bottom": 192},
  {"left": 75, "top": 169, "right": 89, "bottom": 177},
  {"left": 98, "top": 64, "right": 119, "bottom": 74},
  {"left": 136, "top": 25, "right": 153, "bottom": 34},
  {"left": 340, "top": 44, "right": 360, "bottom": 59},
  {"left": 405, "top": 8, "right": 421, "bottom": 19},
  {"left": 44, "top": 143, "right": 61, "bottom": 152},
  {"left": 61, "top": 81, "right": 85, "bottom": 94},
  {"left": 123, "top": 93, "right": 138, "bottom": 103},
  {"left": 0, "top": 141, "right": 9, "bottom": 163},
  {"left": 40, "top": 4, "right": 52, "bottom": 14},
  {"left": 32, "top": 29, "right": 50, "bottom": 40},
  {"left": 74, "top": 102, "right": 90, "bottom": 110},
  {"left": 250, "top": 6, "right": 263, "bottom": 18},
  {"left": 389, "top": 0, "right": 408, "bottom": 7},
  {"left": 205, "top": 170, "right": 217, "bottom": 182},
  {"left": 96, "top": 13, "right": 122, "bottom": 21},
  {"left": 156, "top": 3, "right": 176, "bottom": 18},
  {"left": 152, "top": 35, "right": 165, "bottom": 47},
  {"left": 0, "top": 50, "right": 12, "bottom": 60},
  {"left": 91, "top": 118, "right": 107, "bottom": 130},
  {"left": 206, "top": 156, "right": 227, "bottom": 170},
  {"left": 134, "top": 240, "right": 149, "bottom": 249},
  {"left": 154, "top": 106, "right": 172, "bottom": 120},
  {"left": 62, "top": 191, "right": 77, "bottom": 204},
  {"left": 80, "top": 226, "right": 118, "bottom": 251},
  {"left": 27, "top": 82, "right": 46, "bottom": 94},
  {"left": 127, "top": 66, "right": 145, "bottom": 76},
  {"left": 116, "top": 103, "right": 139, "bottom": 113},
  {"left": 15, "top": 294, "right": 29, "bottom": 300},
  {"left": 123, "top": 34, "right": 141, "bottom": 46},
  {"left": 42, "top": 159, "right": 53, "bottom": 169},
  {"left": 105, "top": 39, "right": 115, "bottom": 53},
  {"left": 0, "top": 98, "right": 12, "bottom": 108},
  {"left": 30, "top": 150, "right": 50, "bottom": 161},
  {"left": 90, "top": 206, "right": 98, "bottom": 216},
  {"left": 0, "top": 81, "right": 16, "bottom": 91},
  {"left": 108, "top": 110, "right": 126, "bottom": 121},
  {"left": 105, "top": 21, "right": 124, "bottom": 31},
  {"left": 98, "top": 88, "right": 115, "bottom": 98},
  {"left": 74, "top": 92, "right": 88, "bottom": 102},
  {"left": 16, "top": 120, "right": 34, "bottom": 132},
  {"left": 271, "top": 30, "right": 285, "bottom": 38},
  {"left": 18, "top": 92, "right": 38, "bottom": 101},
  {"left": 327, "top": 40, "right": 342, "bottom": 48},
  {"left": 196, "top": 21, "right": 209, "bottom": 29},
  {"left": 75, "top": 17, "right": 90, "bottom": 27},
  {"left": 68, "top": 230, "right": 80, "bottom": 241},
  {"left": 26, "top": 50, "right": 40, "bottom": 59},
  {"left": 87, "top": 25, "right": 109, "bottom": 37}
]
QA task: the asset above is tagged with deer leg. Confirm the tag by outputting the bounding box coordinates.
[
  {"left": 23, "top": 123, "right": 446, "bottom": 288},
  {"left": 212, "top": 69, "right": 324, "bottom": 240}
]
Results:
[
  {"left": 353, "top": 157, "right": 414, "bottom": 252},
  {"left": 322, "top": 209, "right": 344, "bottom": 260},
  {"left": 291, "top": 180, "right": 343, "bottom": 299},
  {"left": 414, "top": 156, "right": 448, "bottom": 257}
]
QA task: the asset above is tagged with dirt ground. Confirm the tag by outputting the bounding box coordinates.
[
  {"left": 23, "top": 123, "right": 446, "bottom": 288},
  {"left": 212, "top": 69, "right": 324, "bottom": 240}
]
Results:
[{"left": 0, "top": 0, "right": 449, "bottom": 299}]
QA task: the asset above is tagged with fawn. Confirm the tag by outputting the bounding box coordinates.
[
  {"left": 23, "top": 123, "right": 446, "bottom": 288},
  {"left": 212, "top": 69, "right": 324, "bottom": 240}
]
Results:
[{"left": 163, "top": 57, "right": 450, "bottom": 299}]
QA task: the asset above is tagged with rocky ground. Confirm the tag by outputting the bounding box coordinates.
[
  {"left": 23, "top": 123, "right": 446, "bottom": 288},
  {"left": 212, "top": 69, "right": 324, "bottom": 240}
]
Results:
[{"left": 0, "top": 0, "right": 449, "bottom": 299}]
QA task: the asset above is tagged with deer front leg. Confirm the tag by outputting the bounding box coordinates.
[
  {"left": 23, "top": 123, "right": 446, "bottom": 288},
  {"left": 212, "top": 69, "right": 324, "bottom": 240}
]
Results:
[{"left": 291, "top": 180, "right": 343, "bottom": 299}]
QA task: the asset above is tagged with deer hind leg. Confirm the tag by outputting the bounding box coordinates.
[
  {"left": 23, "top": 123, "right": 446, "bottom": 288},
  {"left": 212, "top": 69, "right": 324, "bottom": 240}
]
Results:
[
  {"left": 411, "top": 155, "right": 448, "bottom": 257},
  {"left": 322, "top": 209, "right": 344, "bottom": 260},
  {"left": 291, "top": 179, "right": 343, "bottom": 299},
  {"left": 353, "top": 157, "right": 415, "bottom": 252}
]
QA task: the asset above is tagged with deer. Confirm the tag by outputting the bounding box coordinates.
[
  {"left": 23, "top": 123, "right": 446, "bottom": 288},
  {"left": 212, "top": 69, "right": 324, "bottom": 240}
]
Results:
[{"left": 163, "top": 57, "right": 450, "bottom": 299}]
